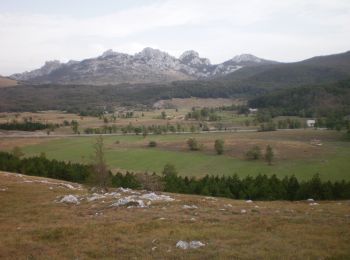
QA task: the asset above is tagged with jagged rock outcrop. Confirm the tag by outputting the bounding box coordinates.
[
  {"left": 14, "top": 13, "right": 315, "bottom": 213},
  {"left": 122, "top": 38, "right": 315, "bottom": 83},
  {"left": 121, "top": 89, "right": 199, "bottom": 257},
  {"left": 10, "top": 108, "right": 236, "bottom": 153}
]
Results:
[{"left": 10, "top": 48, "right": 277, "bottom": 85}]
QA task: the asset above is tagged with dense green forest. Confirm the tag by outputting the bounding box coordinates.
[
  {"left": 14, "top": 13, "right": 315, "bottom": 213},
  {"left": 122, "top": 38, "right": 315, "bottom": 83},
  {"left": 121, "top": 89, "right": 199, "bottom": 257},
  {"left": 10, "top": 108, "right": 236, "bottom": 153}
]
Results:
[
  {"left": 249, "top": 79, "right": 350, "bottom": 117},
  {"left": 1, "top": 152, "right": 349, "bottom": 200}
]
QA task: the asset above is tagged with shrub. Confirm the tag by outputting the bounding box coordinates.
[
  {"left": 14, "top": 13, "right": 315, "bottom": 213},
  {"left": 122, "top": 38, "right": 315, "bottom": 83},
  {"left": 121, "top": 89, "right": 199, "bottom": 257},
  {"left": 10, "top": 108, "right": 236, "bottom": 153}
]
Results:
[
  {"left": 187, "top": 138, "right": 200, "bottom": 151},
  {"left": 214, "top": 139, "right": 224, "bottom": 155},
  {"left": 246, "top": 146, "right": 262, "bottom": 160},
  {"left": 148, "top": 141, "right": 157, "bottom": 147}
]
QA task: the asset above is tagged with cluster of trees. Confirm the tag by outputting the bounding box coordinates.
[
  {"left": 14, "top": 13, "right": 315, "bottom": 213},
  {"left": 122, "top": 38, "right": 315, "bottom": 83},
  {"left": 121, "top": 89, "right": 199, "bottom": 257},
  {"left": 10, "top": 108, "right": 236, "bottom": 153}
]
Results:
[
  {"left": 277, "top": 118, "right": 304, "bottom": 129},
  {"left": 0, "top": 151, "right": 140, "bottom": 190},
  {"left": 83, "top": 123, "right": 205, "bottom": 136},
  {"left": 187, "top": 138, "right": 225, "bottom": 155},
  {"left": 161, "top": 164, "right": 350, "bottom": 200},
  {"left": 0, "top": 121, "right": 55, "bottom": 131},
  {"left": 245, "top": 145, "right": 274, "bottom": 165},
  {"left": 186, "top": 107, "right": 221, "bottom": 121}
]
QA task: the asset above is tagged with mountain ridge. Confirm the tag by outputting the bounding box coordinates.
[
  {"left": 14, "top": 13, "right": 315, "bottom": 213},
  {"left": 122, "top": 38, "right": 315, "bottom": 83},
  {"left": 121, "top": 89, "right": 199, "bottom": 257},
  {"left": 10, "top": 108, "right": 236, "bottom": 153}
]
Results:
[{"left": 10, "top": 48, "right": 277, "bottom": 85}]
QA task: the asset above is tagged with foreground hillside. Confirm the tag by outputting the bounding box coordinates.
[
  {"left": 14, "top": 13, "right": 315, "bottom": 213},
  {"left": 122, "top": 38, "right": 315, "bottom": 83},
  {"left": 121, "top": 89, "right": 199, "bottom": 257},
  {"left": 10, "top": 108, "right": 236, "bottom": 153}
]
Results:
[
  {"left": 0, "top": 76, "right": 17, "bottom": 88},
  {"left": 0, "top": 171, "right": 349, "bottom": 259}
]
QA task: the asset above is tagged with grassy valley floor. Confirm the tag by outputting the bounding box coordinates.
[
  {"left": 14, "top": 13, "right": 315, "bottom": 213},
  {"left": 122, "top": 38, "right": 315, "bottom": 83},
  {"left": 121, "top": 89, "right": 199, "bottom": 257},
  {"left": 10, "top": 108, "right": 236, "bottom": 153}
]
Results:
[{"left": 2, "top": 129, "right": 349, "bottom": 181}]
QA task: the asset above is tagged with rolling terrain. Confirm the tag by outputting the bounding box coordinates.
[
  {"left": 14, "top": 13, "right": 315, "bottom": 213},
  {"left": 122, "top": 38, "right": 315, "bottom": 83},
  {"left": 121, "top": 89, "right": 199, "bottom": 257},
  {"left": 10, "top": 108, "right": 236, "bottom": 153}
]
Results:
[
  {"left": 1, "top": 171, "right": 349, "bottom": 259},
  {"left": 0, "top": 76, "right": 17, "bottom": 88},
  {"left": 1, "top": 129, "right": 349, "bottom": 181}
]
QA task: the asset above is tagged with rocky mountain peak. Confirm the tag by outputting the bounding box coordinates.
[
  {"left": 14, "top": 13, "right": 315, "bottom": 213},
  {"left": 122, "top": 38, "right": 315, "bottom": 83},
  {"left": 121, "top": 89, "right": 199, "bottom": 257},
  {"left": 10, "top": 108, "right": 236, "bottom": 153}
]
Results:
[
  {"left": 179, "top": 50, "right": 211, "bottom": 66},
  {"left": 231, "top": 54, "right": 263, "bottom": 63},
  {"left": 10, "top": 48, "right": 277, "bottom": 85},
  {"left": 100, "top": 49, "right": 118, "bottom": 58}
]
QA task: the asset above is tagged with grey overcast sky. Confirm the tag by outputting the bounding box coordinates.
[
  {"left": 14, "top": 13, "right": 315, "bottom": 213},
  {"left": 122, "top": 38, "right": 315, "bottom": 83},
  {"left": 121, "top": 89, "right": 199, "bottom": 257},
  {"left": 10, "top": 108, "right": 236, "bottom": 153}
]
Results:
[{"left": 0, "top": 0, "right": 349, "bottom": 75}]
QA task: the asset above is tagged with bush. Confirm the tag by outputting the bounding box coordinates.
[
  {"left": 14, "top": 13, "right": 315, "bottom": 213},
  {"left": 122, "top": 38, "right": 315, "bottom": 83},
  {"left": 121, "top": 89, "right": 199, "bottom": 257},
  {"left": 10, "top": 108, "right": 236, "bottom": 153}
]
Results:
[
  {"left": 246, "top": 146, "right": 262, "bottom": 160},
  {"left": 214, "top": 139, "right": 224, "bottom": 155},
  {"left": 187, "top": 138, "right": 200, "bottom": 151},
  {"left": 148, "top": 141, "right": 157, "bottom": 147}
]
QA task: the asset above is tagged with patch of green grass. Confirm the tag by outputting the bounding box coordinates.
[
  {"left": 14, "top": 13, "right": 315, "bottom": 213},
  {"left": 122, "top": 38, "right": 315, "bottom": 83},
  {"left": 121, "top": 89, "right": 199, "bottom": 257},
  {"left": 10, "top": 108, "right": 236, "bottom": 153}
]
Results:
[{"left": 20, "top": 133, "right": 350, "bottom": 181}]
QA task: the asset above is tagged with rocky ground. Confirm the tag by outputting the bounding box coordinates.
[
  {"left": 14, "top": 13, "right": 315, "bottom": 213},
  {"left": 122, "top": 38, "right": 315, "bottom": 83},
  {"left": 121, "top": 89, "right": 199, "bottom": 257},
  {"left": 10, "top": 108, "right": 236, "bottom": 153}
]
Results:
[{"left": 0, "top": 171, "right": 349, "bottom": 259}]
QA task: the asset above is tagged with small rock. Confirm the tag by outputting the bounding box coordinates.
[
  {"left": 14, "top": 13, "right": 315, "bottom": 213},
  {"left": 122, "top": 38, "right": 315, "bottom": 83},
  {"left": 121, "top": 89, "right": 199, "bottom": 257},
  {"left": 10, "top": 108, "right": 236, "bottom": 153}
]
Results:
[
  {"left": 246, "top": 200, "right": 253, "bottom": 203},
  {"left": 240, "top": 209, "right": 247, "bottom": 214},
  {"left": 176, "top": 240, "right": 205, "bottom": 249},
  {"left": 176, "top": 240, "right": 189, "bottom": 250},
  {"left": 60, "top": 195, "right": 80, "bottom": 204},
  {"left": 189, "top": 241, "right": 205, "bottom": 249},
  {"left": 183, "top": 205, "right": 198, "bottom": 209}
]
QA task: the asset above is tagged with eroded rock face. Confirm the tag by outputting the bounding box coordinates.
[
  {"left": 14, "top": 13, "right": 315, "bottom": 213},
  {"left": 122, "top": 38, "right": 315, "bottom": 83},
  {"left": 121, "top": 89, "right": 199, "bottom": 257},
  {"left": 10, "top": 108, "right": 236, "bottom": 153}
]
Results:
[{"left": 10, "top": 48, "right": 276, "bottom": 85}]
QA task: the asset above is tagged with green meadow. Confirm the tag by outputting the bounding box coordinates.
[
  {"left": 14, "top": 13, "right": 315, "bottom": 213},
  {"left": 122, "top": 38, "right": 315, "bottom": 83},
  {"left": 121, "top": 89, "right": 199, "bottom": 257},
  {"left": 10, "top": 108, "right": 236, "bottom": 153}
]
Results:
[{"left": 18, "top": 130, "right": 350, "bottom": 181}]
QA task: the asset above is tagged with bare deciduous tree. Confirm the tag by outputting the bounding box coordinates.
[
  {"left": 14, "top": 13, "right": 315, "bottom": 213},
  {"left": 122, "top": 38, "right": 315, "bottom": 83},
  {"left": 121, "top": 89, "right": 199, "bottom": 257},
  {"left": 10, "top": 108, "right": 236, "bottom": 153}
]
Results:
[{"left": 91, "top": 135, "right": 110, "bottom": 191}]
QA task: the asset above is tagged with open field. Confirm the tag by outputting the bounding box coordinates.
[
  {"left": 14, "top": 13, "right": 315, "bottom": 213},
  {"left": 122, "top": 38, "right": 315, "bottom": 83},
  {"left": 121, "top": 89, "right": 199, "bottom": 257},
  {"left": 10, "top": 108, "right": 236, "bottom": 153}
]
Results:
[
  {"left": 0, "top": 76, "right": 17, "bottom": 88},
  {"left": 1, "top": 129, "right": 349, "bottom": 181},
  {"left": 154, "top": 97, "right": 245, "bottom": 109},
  {"left": 0, "top": 108, "right": 259, "bottom": 136},
  {"left": 0, "top": 171, "right": 349, "bottom": 259}
]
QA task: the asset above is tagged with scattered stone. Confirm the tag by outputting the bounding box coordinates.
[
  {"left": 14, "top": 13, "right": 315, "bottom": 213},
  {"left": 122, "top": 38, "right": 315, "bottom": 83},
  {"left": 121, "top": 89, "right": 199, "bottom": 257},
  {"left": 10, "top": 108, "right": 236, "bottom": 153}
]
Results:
[
  {"left": 176, "top": 241, "right": 189, "bottom": 250},
  {"left": 111, "top": 197, "right": 146, "bottom": 208},
  {"left": 240, "top": 209, "right": 247, "bottom": 214},
  {"left": 224, "top": 204, "right": 233, "bottom": 208},
  {"left": 190, "top": 241, "right": 205, "bottom": 249},
  {"left": 307, "top": 198, "right": 314, "bottom": 202},
  {"left": 176, "top": 240, "right": 205, "bottom": 250},
  {"left": 60, "top": 195, "right": 80, "bottom": 204},
  {"left": 183, "top": 205, "right": 198, "bottom": 209},
  {"left": 0, "top": 187, "right": 8, "bottom": 191},
  {"left": 246, "top": 200, "right": 253, "bottom": 203},
  {"left": 87, "top": 193, "right": 106, "bottom": 202},
  {"left": 309, "top": 202, "right": 319, "bottom": 206},
  {"left": 140, "top": 192, "right": 175, "bottom": 201},
  {"left": 152, "top": 246, "right": 157, "bottom": 251}
]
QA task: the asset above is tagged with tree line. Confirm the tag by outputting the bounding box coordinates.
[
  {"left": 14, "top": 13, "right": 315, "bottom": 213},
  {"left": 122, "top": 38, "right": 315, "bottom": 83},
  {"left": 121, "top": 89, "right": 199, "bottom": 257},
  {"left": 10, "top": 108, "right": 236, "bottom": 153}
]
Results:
[
  {"left": 0, "top": 121, "right": 53, "bottom": 131},
  {"left": 1, "top": 151, "right": 349, "bottom": 200}
]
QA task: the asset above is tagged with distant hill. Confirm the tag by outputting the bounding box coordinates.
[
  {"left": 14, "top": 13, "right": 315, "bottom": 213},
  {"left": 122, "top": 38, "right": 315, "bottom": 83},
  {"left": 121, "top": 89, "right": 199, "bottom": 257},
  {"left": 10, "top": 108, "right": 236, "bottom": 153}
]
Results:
[
  {"left": 220, "top": 51, "right": 350, "bottom": 89},
  {"left": 248, "top": 78, "right": 350, "bottom": 117},
  {"left": 9, "top": 48, "right": 276, "bottom": 85},
  {"left": 0, "top": 76, "right": 17, "bottom": 88}
]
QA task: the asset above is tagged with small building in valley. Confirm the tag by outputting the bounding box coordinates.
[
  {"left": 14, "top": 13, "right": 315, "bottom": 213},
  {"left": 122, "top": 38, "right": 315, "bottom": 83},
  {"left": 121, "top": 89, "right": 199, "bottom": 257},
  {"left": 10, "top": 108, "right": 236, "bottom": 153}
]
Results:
[{"left": 306, "top": 119, "right": 316, "bottom": 128}]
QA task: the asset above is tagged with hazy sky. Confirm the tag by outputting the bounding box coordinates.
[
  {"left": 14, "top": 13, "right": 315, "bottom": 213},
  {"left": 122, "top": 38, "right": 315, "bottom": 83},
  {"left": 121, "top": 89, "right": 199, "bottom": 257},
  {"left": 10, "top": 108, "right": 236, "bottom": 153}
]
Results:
[{"left": 1, "top": 0, "right": 349, "bottom": 75}]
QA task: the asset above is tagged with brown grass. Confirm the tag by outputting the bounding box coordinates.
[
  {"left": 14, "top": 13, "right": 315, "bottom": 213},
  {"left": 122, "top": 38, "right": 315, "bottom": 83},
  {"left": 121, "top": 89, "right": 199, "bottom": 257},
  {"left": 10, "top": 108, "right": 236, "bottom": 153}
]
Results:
[
  {"left": 0, "top": 171, "right": 349, "bottom": 259},
  {"left": 0, "top": 137, "right": 49, "bottom": 151},
  {"left": 0, "top": 76, "right": 17, "bottom": 88},
  {"left": 156, "top": 97, "right": 245, "bottom": 109}
]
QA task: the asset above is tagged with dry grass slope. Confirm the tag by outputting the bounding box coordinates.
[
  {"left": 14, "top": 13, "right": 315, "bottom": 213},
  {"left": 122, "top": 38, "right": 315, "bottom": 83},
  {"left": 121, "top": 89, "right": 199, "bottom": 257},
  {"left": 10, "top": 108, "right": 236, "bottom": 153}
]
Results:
[
  {"left": 0, "top": 76, "right": 17, "bottom": 88},
  {"left": 0, "top": 171, "right": 350, "bottom": 259}
]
